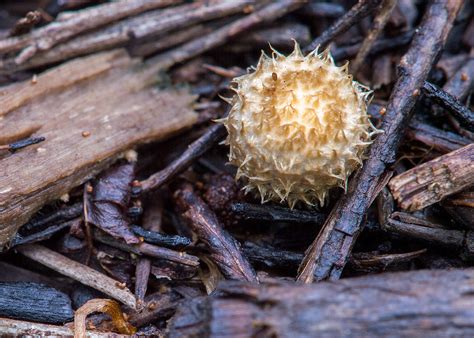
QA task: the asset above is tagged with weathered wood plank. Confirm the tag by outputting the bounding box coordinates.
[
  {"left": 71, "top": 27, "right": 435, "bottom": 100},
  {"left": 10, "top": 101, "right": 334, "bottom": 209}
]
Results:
[{"left": 0, "top": 49, "right": 197, "bottom": 247}]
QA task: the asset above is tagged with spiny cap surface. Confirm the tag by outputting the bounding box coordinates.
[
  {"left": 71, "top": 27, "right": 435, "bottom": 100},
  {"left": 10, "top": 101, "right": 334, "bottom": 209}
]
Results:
[{"left": 220, "top": 43, "right": 380, "bottom": 208}]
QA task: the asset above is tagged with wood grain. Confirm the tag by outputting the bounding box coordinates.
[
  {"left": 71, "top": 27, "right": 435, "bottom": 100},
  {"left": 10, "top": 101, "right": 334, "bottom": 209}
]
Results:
[
  {"left": 389, "top": 143, "right": 474, "bottom": 211},
  {"left": 0, "top": 49, "right": 197, "bottom": 248}
]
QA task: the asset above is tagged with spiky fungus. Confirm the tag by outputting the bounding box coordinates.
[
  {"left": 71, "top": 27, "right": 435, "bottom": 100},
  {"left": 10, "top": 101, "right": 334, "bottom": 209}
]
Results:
[{"left": 219, "top": 42, "right": 380, "bottom": 208}]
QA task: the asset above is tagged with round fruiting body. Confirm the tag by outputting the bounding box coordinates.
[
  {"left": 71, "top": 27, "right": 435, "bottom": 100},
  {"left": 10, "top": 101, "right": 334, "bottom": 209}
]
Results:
[{"left": 220, "top": 43, "right": 380, "bottom": 208}]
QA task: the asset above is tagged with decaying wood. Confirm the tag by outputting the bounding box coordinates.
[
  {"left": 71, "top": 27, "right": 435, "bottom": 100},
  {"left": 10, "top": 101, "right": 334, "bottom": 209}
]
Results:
[
  {"left": 147, "top": 0, "right": 306, "bottom": 71},
  {"left": 388, "top": 143, "right": 474, "bottom": 211},
  {"left": 297, "top": 0, "right": 462, "bottom": 283},
  {"left": 168, "top": 269, "right": 474, "bottom": 337},
  {"left": 17, "top": 244, "right": 137, "bottom": 309},
  {"left": 0, "top": 282, "right": 73, "bottom": 324},
  {"left": 422, "top": 81, "right": 474, "bottom": 132},
  {"left": 0, "top": 49, "right": 197, "bottom": 248},
  {"left": 174, "top": 183, "right": 258, "bottom": 282},
  {"left": 0, "top": 318, "right": 125, "bottom": 338},
  {"left": 0, "top": 0, "right": 177, "bottom": 61},
  {"left": 0, "top": 1, "right": 250, "bottom": 74}
]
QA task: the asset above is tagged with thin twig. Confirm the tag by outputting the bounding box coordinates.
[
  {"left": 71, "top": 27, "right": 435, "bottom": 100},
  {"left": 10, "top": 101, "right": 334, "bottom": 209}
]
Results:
[
  {"left": 422, "top": 81, "right": 474, "bottom": 131},
  {"left": 297, "top": 0, "right": 462, "bottom": 283},
  {"left": 230, "top": 202, "right": 326, "bottom": 225},
  {"left": 351, "top": 0, "right": 397, "bottom": 74},
  {"left": 303, "top": 0, "right": 383, "bottom": 53},
  {"left": 0, "top": 136, "right": 45, "bottom": 153},
  {"left": 17, "top": 244, "right": 137, "bottom": 309},
  {"left": 141, "top": 124, "right": 227, "bottom": 192}
]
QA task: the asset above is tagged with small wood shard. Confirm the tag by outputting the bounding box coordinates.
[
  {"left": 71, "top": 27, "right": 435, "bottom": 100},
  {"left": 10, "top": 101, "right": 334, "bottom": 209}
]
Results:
[
  {"left": 17, "top": 244, "right": 137, "bottom": 309},
  {"left": 389, "top": 143, "right": 474, "bottom": 211},
  {"left": 0, "top": 49, "right": 197, "bottom": 248}
]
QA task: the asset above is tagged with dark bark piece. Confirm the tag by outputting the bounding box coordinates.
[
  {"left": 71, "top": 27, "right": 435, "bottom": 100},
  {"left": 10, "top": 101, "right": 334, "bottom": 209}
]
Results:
[
  {"left": 10, "top": 218, "right": 79, "bottom": 247},
  {"left": 406, "top": 119, "right": 471, "bottom": 153},
  {"left": 304, "top": 0, "right": 383, "bottom": 53},
  {"left": 21, "top": 202, "right": 83, "bottom": 233},
  {"left": 93, "top": 229, "right": 199, "bottom": 267},
  {"left": 300, "top": 2, "right": 345, "bottom": 19},
  {"left": 0, "top": 136, "right": 45, "bottom": 153},
  {"left": 388, "top": 143, "right": 474, "bottom": 211},
  {"left": 0, "top": 282, "right": 73, "bottom": 324},
  {"left": 131, "top": 225, "right": 192, "bottom": 249},
  {"left": 87, "top": 163, "right": 138, "bottom": 244},
  {"left": 174, "top": 183, "right": 258, "bottom": 282},
  {"left": 297, "top": 0, "right": 462, "bottom": 283},
  {"left": 331, "top": 30, "right": 414, "bottom": 61},
  {"left": 0, "top": 49, "right": 197, "bottom": 248},
  {"left": 231, "top": 202, "right": 326, "bottom": 225},
  {"left": 384, "top": 212, "right": 466, "bottom": 249},
  {"left": 167, "top": 269, "right": 474, "bottom": 338},
  {"left": 422, "top": 81, "right": 474, "bottom": 131}
]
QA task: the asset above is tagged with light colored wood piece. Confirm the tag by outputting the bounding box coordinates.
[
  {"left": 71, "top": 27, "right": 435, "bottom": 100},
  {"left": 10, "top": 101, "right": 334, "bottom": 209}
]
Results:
[
  {"left": 389, "top": 143, "right": 474, "bottom": 211},
  {"left": 0, "top": 49, "right": 197, "bottom": 247},
  {"left": 17, "top": 244, "right": 137, "bottom": 309}
]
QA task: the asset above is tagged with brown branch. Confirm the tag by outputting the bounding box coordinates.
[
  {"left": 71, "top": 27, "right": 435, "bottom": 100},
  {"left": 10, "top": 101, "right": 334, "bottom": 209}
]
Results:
[
  {"left": 297, "top": 0, "right": 462, "bottom": 283},
  {"left": 303, "top": 0, "right": 383, "bottom": 53},
  {"left": 388, "top": 143, "right": 474, "bottom": 211},
  {"left": 174, "top": 183, "right": 258, "bottom": 282},
  {"left": 4, "top": 0, "right": 178, "bottom": 63},
  {"left": 0, "top": 1, "right": 249, "bottom": 74},
  {"left": 17, "top": 244, "right": 137, "bottom": 309},
  {"left": 146, "top": 0, "right": 307, "bottom": 72},
  {"left": 351, "top": 0, "right": 397, "bottom": 74},
  {"left": 141, "top": 124, "right": 227, "bottom": 192},
  {"left": 168, "top": 269, "right": 474, "bottom": 337}
]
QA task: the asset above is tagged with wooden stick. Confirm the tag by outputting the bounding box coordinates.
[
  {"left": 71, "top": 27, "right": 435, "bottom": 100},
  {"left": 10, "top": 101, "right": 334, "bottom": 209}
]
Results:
[
  {"left": 17, "top": 244, "right": 137, "bottom": 309},
  {"left": 351, "top": 0, "right": 397, "bottom": 74},
  {"left": 0, "top": 1, "right": 250, "bottom": 74},
  {"left": 388, "top": 143, "right": 474, "bottom": 211},
  {"left": 0, "top": 318, "right": 124, "bottom": 338},
  {"left": 147, "top": 0, "right": 306, "bottom": 72},
  {"left": 303, "top": 0, "right": 383, "bottom": 53},
  {"left": 422, "top": 81, "right": 474, "bottom": 131},
  {"left": 0, "top": 0, "right": 177, "bottom": 62},
  {"left": 297, "top": 0, "right": 462, "bottom": 283},
  {"left": 141, "top": 124, "right": 226, "bottom": 192}
]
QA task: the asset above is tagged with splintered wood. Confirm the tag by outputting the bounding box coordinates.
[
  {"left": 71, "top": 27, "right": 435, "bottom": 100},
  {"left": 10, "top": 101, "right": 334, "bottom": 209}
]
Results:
[
  {"left": 0, "top": 49, "right": 197, "bottom": 248},
  {"left": 389, "top": 143, "right": 474, "bottom": 211}
]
